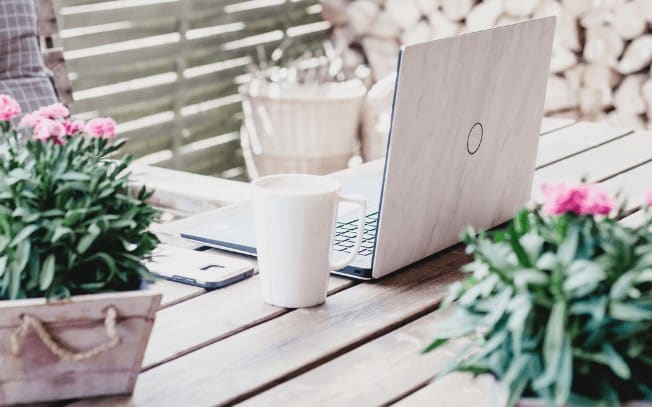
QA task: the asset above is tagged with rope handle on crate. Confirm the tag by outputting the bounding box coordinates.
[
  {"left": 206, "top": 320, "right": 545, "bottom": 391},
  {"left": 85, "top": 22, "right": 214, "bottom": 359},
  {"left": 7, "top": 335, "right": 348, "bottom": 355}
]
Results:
[{"left": 10, "top": 306, "right": 121, "bottom": 362}]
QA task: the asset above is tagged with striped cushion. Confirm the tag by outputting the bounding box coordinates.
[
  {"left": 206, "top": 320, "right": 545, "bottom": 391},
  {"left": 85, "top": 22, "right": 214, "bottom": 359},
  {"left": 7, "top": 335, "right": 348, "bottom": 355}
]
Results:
[{"left": 0, "top": 0, "right": 58, "bottom": 116}]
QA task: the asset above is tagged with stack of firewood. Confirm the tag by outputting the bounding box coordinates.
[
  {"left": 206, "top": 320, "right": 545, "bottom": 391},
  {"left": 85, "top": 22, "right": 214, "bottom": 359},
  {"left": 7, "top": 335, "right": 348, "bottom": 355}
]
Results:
[{"left": 321, "top": 0, "right": 652, "bottom": 129}]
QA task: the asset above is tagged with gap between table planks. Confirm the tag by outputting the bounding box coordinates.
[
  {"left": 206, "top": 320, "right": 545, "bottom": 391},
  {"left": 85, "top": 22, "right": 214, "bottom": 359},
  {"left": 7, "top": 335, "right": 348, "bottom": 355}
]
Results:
[
  {"left": 66, "top": 119, "right": 652, "bottom": 403},
  {"left": 138, "top": 119, "right": 637, "bottom": 371},
  {"left": 149, "top": 119, "right": 634, "bottom": 311},
  {"left": 239, "top": 207, "right": 652, "bottom": 407}
]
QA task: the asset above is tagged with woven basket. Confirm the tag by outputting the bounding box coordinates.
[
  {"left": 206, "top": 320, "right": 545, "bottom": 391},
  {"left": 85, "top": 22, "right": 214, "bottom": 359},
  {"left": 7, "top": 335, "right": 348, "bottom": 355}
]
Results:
[{"left": 240, "top": 78, "right": 367, "bottom": 178}]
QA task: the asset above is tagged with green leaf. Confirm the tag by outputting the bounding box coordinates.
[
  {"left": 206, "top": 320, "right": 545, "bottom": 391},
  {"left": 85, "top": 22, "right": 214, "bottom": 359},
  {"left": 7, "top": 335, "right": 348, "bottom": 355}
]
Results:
[
  {"left": 501, "top": 353, "right": 531, "bottom": 391},
  {"left": 51, "top": 226, "right": 73, "bottom": 243},
  {"left": 609, "top": 302, "right": 652, "bottom": 321},
  {"left": 9, "top": 225, "right": 39, "bottom": 247},
  {"left": 58, "top": 172, "right": 91, "bottom": 181},
  {"left": 519, "top": 232, "right": 544, "bottom": 265},
  {"left": 513, "top": 269, "right": 549, "bottom": 288},
  {"left": 555, "top": 337, "right": 573, "bottom": 405},
  {"left": 64, "top": 208, "right": 88, "bottom": 226},
  {"left": 423, "top": 338, "right": 448, "bottom": 353},
  {"left": 563, "top": 260, "right": 606, "bottom": 295},
  {"left": 76, "top": 233, "right": 97, "bottom": 254},
  {"left": 534, "top": 300, "right": 566, "bottom": 389},
  {"left": 536, "top": 252, "right": 557, "bottom": 270},
  {"left": 0, "top": 236, "right": 9, "bottom": 252},
  {"left": 557, "top": 225, "right": 579, "bottom": 265},
  {"left": 76, "top": 223, "right": 101, "bottom": 254},
  {"left": 13, "top": 240, "right": 30, "bottom": 275},
  {"left": 602, "top": 343, "right": 631, "bottom": 380},
  {"left": 610, "top": 270, "right": 639, "bottom": 300},
  {"left": 0, "top": 256, "right": 7, "bottom": 277},
  {"left": 9, "top": 241, "right": 30, "bottom": 299},
  {"left": 39, "top": 254, "right": 55, "bottom": 290}
]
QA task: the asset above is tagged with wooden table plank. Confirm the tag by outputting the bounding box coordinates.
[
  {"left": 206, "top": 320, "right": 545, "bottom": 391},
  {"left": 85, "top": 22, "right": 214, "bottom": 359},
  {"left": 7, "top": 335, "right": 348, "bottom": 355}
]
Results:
[
  {"left": 70, "top": 247, "right": 467, "bottom": 407},
  {"left": 144, "top": 279, "right": 206, "bottom": 310},
  {"left": 620, "top": 210, "right": 648, "bottom": 228},
  {"left": 601, "top": 161, "right": 652, "bottom": 209},
  {"left": 539, "top": 117, "right": 575, "bottom": 134},
  {"left": 128, "top": 120, "right": 638, "bottom": 401},
  {"left": 532, "top": 130, "right": 652, "bottom": 201},
  {"left": 140, "top": 273, "right": 354, "bottom": 370},
  {"left": 66, "top": 119, "right": 644, "bottom": 407},
  {"left": 244, "top": 206, "right": 651, "bottom": 407},
  {"left": 239, "top": 307, "right": 468, "bottom": 407},
  {"left": 536, "top": 121, "right": 633, "bottom": 168},
  {"left": 239, "top": 160, "right": 652, "bottom": 407},
  {"left": 131, "top": 164, "right": 252, "bottom": 215},
  {"left": 391, "top": 373, "right": 498, "bottom": 407}
]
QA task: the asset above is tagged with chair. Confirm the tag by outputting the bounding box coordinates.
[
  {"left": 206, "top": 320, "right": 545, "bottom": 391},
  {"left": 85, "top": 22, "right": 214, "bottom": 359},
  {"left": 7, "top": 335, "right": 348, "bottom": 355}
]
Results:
[
  {"left": 36, "top": 0, "right": 73, "bottom": 104},
  {"left": 0, "top": 0, "right": 72, "bottom": 116}
]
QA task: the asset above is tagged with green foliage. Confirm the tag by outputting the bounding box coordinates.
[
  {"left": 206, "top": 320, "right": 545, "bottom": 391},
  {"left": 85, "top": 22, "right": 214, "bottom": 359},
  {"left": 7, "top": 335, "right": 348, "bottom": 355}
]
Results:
[
  {"left": 425, "top": 208, "right": 652, "bottom": 406},
  {"left": 0, "top": 124, "right": 159, "bottom": 300}
]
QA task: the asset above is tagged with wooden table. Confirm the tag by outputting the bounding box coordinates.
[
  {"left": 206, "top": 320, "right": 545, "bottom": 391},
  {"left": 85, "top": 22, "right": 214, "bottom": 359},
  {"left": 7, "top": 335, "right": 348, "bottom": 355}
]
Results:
[{"left": 70, "top": 118, "right": 651, "bottom": 407}]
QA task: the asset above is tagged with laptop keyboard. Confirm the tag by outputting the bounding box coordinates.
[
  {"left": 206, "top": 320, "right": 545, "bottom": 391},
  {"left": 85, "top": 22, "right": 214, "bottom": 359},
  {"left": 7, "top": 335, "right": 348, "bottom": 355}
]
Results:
[{"left": 333, "top": 211, "right": 379, "bottom": 257}]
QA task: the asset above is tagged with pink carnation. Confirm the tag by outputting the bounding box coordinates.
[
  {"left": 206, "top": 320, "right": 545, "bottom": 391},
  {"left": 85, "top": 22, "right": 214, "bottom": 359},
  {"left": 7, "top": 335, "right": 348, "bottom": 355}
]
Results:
[
  {"left": 542, "top": 182, "right": 614, "bottom": 216},
  {"left": 0, "top": 94, "right": 21, "bottom": 121},
  {"left": 63, "top": 119, "right": 85, "bottom": 135},
  {"left": 33, "top": 118, "right": 66, "bottom": 144},
  {"left": 84, "top": 117, "right": 116, "bottom": 139},
  {"left": 37, "top": 103, "right": 70, "bottom": 120},
  {"left": 19, "top": 112, "right": 43, "bottom": 129}
]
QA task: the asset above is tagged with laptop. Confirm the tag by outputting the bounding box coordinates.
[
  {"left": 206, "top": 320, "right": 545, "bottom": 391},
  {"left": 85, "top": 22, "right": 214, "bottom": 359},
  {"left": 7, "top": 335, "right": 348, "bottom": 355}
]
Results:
[{"left": 182, "top": 17, "right": 556, "bottom": 280}]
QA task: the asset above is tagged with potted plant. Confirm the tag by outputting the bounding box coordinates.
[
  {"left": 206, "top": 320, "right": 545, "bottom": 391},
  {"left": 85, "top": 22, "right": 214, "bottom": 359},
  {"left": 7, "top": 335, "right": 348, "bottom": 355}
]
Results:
[
  {"left": 425, "top": 182, "right": 652, "bottom": 406},
  {"left": 0, "top": 95, "right": 160, "bottom": 405}
]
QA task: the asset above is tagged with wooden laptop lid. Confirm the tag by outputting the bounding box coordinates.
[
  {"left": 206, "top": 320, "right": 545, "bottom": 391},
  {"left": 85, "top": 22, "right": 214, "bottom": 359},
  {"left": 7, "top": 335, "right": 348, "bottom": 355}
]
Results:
[{"left": 372, "top": 17, "right": 556, "bottom": 278}]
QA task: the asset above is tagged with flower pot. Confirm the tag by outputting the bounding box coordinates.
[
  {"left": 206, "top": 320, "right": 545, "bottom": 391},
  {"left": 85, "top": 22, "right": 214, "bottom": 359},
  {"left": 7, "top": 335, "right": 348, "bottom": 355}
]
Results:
[
  {"left": 0, "top": 290, "right": 161, "bottom": 405},
  {"left": 240, "top": 78, "right": 367, "bottom": 178}
]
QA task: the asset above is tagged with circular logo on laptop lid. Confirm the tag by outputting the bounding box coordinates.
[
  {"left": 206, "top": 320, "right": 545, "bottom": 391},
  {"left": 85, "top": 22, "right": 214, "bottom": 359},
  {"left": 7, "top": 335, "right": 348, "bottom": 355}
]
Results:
[{"left": 467, "top": 122, "right": 483, "bottom": 155}]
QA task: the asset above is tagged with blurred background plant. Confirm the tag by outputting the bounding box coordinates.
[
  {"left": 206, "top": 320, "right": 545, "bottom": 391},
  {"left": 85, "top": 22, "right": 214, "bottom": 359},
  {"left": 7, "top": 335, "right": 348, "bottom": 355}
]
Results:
[{"left": 46, "top": 0, "right": 652, "bottom": 180}]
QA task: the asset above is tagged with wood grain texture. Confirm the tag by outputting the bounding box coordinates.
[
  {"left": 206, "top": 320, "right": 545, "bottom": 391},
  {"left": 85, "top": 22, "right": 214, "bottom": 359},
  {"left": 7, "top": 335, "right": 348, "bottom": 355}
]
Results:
[
  {"left": 60, "top": 119, "right": 652, "bottom": 406},
  {"left": 532, "top": 130, "right": 652, "bottom": 201},
  {"left": 601, "top": 160, "right": 652, "bottom": 210},
  {"left": 42, "top": 49, "right": 74, "bottom": 104},
  {"left": 392, "top": 373, "right": 498, "bottom": 407},
  {"left": 130, "top": 164, "right": 252, "bottom": 216},
  {"left": 36, "top": 0, "right": 58, "bottom": 37},
  {"left": 539, "top": 117, "right": 575, "bottom": 134},
  {"left": 240, "top": 307, "right": 470, "bottom": 407},
  {"left": 0, "top": 291, "right": 160, "bottom": 405},
  {"left": 536, "top": 121, "right": 633, "bottom": 167},
  {"left": 140, "top": 272, "right": 353, "bottom": 370},
  {"left": 373, "top": 18, "right": 556, "bottom": 277},
  {"left": 243, "top": 205, "right": 649, "bottom": 407},
  {"left": 68, "top": 247, "right": 468, "bottom": 407},
  {"left": 144, "top": 279, "right": 205, "bottom": 310}
]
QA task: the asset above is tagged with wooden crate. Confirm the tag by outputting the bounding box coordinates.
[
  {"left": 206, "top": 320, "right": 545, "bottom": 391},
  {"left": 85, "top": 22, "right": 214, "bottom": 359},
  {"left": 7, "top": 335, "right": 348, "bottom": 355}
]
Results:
[{"left": 0, "top": 290, "right": 161, "bottom": 405}]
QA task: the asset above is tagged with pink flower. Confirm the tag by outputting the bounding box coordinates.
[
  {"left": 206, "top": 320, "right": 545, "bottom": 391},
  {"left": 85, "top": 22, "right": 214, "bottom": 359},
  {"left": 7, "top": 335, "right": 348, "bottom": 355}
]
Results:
[
  {"left": 0, "top": 94, "right": 21, "bottom": 121},
  {"left": 36, "top": 103, "right": 70, "bottom": 120},
  {"left": 646, "top": 190, "right": 652, "bottom": 207},
  {"left": 84, "top": 117, "right": 116, "bottom": 139},
  {"left": 63, "top": 119, "right": 85, "bottom": 135},
  {"left": 582, "top": 184, "right": 614, "bottom": 215},
  {"left": 33, "top": 118, "right": 66, "bottom": 143},
  {"left": 542, "top": 182, "right": 614, "bottom": 216},
  {"left": 19, "top": 112, "right": 43, "bottom": 129}
]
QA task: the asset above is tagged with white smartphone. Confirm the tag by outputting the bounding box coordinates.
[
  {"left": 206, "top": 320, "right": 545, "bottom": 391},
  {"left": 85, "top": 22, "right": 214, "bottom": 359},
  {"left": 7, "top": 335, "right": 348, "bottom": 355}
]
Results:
[{"left": 145, "top": 244, "right": 255, "bottom": 289}]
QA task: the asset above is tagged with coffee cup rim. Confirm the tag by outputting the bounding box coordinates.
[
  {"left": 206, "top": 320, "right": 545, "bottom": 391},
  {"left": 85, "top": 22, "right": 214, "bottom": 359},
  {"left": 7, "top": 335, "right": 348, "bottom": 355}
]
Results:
[{"left": 252, "top": 174, "right": 341, "bottom": 196}]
